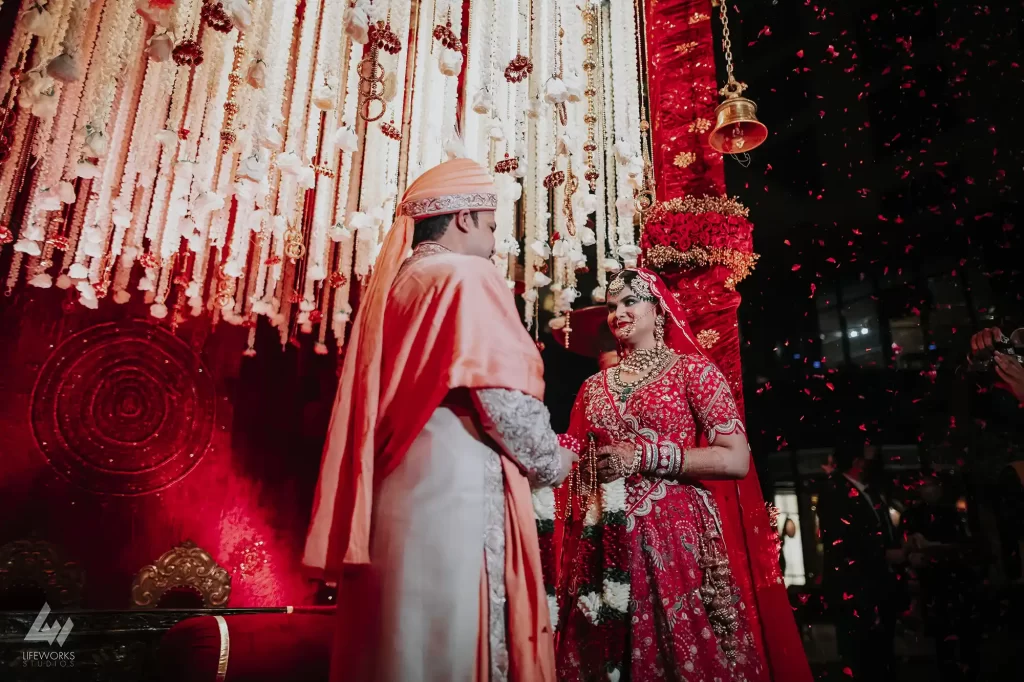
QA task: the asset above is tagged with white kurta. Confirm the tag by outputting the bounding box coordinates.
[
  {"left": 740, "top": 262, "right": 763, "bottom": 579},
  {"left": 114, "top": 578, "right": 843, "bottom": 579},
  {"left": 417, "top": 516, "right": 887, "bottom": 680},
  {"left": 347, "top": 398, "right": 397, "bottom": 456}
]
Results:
[{"left": 367, "top": 407, "right": 504, "bottom": 682}]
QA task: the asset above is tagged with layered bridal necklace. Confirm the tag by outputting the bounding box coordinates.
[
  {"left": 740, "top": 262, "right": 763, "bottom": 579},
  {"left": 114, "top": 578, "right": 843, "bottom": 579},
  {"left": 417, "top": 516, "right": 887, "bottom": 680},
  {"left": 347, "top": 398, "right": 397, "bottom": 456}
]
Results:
[{"left": 611, "top": 345, "right": 675, "bottom": 401}]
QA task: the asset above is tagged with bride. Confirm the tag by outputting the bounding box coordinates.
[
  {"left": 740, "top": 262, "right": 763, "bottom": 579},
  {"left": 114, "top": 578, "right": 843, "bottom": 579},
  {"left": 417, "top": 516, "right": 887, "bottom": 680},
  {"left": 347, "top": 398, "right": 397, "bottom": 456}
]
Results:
[{"left": 541, "top": 268, "right": 811, "bottom": 682}]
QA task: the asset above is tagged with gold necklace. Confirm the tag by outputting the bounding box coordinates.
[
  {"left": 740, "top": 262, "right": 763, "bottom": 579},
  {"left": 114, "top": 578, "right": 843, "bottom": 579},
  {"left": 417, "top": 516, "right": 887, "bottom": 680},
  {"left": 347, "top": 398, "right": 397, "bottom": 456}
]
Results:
[{"left": 612, "top": 345, "right": 673, "bottom": 400}]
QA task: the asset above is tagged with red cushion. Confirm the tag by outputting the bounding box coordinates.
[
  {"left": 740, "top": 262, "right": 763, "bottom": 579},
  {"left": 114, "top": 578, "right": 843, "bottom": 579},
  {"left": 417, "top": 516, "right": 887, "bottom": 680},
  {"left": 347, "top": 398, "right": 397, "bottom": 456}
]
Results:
[{"left": 157, "top": 611, "right": 334, "bottom": 682}]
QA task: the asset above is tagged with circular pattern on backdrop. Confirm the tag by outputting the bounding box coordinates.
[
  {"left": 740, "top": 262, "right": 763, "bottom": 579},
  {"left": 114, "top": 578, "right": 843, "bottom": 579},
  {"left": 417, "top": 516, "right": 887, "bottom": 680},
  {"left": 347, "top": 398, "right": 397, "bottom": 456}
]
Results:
[{"left": 31, "top": 320, "right": 216, "bottom": 496}]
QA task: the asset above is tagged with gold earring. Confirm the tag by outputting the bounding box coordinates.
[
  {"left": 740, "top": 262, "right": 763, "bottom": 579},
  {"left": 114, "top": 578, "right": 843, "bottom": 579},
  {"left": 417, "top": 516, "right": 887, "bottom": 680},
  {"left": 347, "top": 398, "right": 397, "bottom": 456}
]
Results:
[{"left": 654, "top": 315, "right": 666, "bottom": 346}]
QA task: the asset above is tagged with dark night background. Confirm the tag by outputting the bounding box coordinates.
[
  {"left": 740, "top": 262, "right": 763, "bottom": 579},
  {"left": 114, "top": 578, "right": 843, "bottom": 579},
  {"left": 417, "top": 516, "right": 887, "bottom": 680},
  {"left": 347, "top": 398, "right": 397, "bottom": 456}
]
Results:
[{"left": 547, "top": 0, "right": 1023, "bottom": 469}]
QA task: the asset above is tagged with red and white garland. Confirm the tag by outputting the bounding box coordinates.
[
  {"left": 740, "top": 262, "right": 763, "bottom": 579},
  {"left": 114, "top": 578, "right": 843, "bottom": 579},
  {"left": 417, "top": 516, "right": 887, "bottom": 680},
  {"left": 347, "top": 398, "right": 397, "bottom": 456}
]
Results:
[{"left": 535, "top": 433, "right": 633, "bottom": 677}]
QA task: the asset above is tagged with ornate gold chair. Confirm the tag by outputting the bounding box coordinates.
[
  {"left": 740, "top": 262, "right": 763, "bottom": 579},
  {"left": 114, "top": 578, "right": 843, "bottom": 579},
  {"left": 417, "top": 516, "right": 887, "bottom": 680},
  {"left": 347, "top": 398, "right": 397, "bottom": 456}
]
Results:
[
  {"left": 131, "top": 540, "right": 231, "bottom": 609},
  {"left": 0, "top": 538, "right": 84, "bottom": 610}
]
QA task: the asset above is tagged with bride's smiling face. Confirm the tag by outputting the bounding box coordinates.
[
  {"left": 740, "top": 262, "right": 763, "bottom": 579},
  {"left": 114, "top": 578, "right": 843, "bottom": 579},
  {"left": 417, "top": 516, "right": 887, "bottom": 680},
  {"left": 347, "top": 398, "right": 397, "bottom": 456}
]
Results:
[{"left": 606, "top": 282, "right": 658, "bottom": 346}]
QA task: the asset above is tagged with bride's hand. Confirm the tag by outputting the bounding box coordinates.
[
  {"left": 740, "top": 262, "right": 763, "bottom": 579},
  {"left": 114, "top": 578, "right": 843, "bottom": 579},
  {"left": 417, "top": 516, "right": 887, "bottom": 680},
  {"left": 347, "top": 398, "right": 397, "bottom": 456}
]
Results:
[{"left": 596, "top": 442, "right": 636, "bottom": 482}]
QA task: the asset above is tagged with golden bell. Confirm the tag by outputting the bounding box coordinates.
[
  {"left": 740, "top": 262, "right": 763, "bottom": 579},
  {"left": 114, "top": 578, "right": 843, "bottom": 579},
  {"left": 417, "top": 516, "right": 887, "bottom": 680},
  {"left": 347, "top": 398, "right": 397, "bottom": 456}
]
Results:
[{"left": 709, "top": 96, "right": 767, "bottom": 154}]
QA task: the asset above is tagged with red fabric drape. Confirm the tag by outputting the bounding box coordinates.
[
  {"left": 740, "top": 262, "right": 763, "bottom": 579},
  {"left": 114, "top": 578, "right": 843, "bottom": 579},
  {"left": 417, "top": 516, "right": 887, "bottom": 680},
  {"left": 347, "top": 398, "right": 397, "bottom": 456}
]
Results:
[
  {"left": 644, "top": 2, "right": 813, "bottom": 681},
  {"left": 645, "top": 0, "right": 726, "bottom": 200}
]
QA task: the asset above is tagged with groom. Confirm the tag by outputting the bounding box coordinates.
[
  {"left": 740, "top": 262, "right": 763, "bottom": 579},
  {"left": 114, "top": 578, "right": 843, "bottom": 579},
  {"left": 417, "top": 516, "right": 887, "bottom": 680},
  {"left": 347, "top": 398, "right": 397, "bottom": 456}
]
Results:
[{"left": 304, "top": 158, "right": 570, "bottom": 682}]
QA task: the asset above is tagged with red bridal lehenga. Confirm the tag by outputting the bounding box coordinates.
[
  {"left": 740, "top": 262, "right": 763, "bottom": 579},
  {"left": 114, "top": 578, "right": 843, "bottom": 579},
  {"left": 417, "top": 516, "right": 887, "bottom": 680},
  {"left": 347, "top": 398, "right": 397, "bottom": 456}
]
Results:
[{"left": 538, "top": 269, "right": 812, "bottom": 682}]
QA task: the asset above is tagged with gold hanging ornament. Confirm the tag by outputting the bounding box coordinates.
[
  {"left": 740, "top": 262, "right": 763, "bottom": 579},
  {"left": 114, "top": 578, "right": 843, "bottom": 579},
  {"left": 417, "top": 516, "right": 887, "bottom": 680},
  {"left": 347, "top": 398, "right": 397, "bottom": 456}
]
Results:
[
  {"left": 563, "top": 156, "right": 578, "bottom": 236},
  {"left": 708, "top": 0, "right": 767, "bottom": 155},
  {"left": 359, "top": 16, "right": 401, "bottom": 122}
]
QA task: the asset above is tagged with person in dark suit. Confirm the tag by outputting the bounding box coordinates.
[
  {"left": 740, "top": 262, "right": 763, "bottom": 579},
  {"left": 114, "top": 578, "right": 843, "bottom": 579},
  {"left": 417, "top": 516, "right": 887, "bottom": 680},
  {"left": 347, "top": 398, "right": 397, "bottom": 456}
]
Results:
[{"left": 818, "top": 440, "right": 908, "bottom": 680}]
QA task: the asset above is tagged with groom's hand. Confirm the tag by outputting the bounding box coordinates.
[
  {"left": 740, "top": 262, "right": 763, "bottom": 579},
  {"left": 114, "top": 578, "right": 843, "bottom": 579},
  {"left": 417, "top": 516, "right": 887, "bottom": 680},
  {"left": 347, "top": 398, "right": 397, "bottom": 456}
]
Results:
[{"left": 553, "top": 447, "right": 578, "bottom": 487}]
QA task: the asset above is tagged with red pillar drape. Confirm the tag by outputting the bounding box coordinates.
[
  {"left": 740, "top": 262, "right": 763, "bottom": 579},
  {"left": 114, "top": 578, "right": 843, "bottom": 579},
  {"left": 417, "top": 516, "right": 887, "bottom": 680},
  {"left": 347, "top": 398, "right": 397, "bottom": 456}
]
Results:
[{"left": 643, "top": 2, "right": 814, "bottom": 681}]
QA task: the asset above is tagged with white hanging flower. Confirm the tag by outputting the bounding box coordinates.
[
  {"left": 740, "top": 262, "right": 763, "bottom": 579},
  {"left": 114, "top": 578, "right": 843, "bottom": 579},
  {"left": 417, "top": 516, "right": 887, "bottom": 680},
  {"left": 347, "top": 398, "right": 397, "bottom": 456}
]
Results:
[
  {"left": 246, "top": 59, "right": 267, "bottom": 89},
  {"left": 79, "top": 292, "right": 99, "bottom": 310},
  {"left": 74, "top": 160, "right": 100, "bottom": 179},
  {"left": 22, "top": 221, "right": 44, "bottom": 241},
  {"left": 237, "top": 153, "right": 267, "bottom": 182},
  {"left": 439, "top": 49, "right": 463, "bottom": 77},
  {"left": 555, "top": 133, "right": 575, "bottom": 158},
  {"left": 350, "top": 211, "right": 382, "bottom": 234},
  {"left": 496, "top": 236, "right": 520, "bottom": 257},
  {"left": 251, "top": 300, "right": 272, "bottom": 315},
  {"left": 223, "top": 260, "right": 244, "bottom": 278},
  {"left": 313, "top": 82, "right": 336, "bottom": 110},
  {"left": 275, "top": 152, "right": 302, "bottom": 174},
  {"left": 154, "top": 128, "right": 178, "bottom": 146},
  {"left": 112, "top": 208, "right": 133, "bottom": 227},
  {"left": 487, "top": 119, "right": 505, "bottom": 142},
  {"left": 544, "top": 78, "right": 567, "bottom": 104},
  {"left": 23, "top": 2, "right": 55, "bottom": 37},
  {"left": 551, "top": 239, "right": 569, "bottom": 259},
  {"left": 46, "top": 53, "right": 80, "bottom": 83},
  {"left": 113, "top": 289, "right": 131, "bottom": 304},
  {"left": 259, "top": 125, "right": 284, "bottom": 151},
  {"left": 32, "top": 88, "right": 58, "bottom": 119},
  {"left": 522, "top": 289, "right": 539, "bottom": 303},
  {"left": 296, "top": 165, "right": 316, "bottom": 189},
  {"left": 615, "top": 196, "right": 636, "bottom": 221},
  {"left": 614, "top": 139, "right": 633, "bottom": 166},
  {"left": 471, "top": 88, "right": 492, "bottom": 115},
  {"left": 444, "top": 131, "right": 468, "bottom": 160},
  {"left": 146, "top": 32, "right": 174, "bottom": 62},
  {"left": 560, "top": 287, "right": 580, "bottom": 307},
  {"left": 329, "top": 223, "right": 351, "bottom": 242},
  {"left": 578, "top": 226, "right": 597, "bottom": 246},
  {"left": 602, "top": 258, "right": 623, "bottom": 272},
  {"left": 58, "top": 181, "right": 76, "bottom": 204},
  {"left": 528, "top": 240, "right": 550, "bottom": 259},
  {"left": 581, "top": 193, "right": 599, "bottom": 214},
  {"left": 591, "top": 285, "right": 607, "bottom": 303},
  {"left": 618, "top": 244, "right": 641, "bottom": 267},
  {"left": 498, "top": 176, "right": 522, "bottom": 202},
  {"left": 137, "top": 276, "right": 155, "bottom": 291},
  {"left": 37, "top": 188, "right": 61, "bottom": 211},
  {"left": 577, "top": 592, "right": 602, "bottom": 625},
  {"left": 55, "top": 274, "right": 72, "bottom": 289},
  {"left": 344, "top": 0, "right": 371, "bottom": 44},
  {"left": 526, "top": 97, "right": 546, "bottom": 119},
  {"left": 532, "top": 271, "right": 552, "bottom": 288},
  {"left": 14, "top": 239, "right": 41, "bottom": 256},
  {"left": 563, "top": 71, "right": 583, "bottom": 103},
  {"left": 68, "top": 262, "right": 89, "bottom": 279},
  {"left": 222, "top": 0, "right": 253, "bottom": 30},
  {"left": 150, "top": 302, "right": 168, "bottom": 319},
  {"left": 332, "top": 126, "right": 359, "bottom": 153},
  {"left": 84, "top": 127, "right": 107, "bottom": 158},
  {"left": 193, "top": 191, "right": 225, "bottom": 215}
]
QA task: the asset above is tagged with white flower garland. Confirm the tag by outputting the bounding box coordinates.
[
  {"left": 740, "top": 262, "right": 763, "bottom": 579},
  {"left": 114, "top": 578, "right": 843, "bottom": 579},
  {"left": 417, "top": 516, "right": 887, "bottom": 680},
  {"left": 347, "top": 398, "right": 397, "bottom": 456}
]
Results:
[
  {"left": 86, "top": 30, "right": 146, "bottom": 285},
  {"left": 610, "top": 0, "right": 639, "bottom": 252}
]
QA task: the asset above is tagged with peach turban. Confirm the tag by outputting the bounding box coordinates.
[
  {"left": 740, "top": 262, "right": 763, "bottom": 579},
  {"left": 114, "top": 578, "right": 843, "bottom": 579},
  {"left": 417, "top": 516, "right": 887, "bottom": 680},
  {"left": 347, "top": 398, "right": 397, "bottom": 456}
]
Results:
[{"left": 305, "top": 158, "right": 498, "bottom": 572}]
